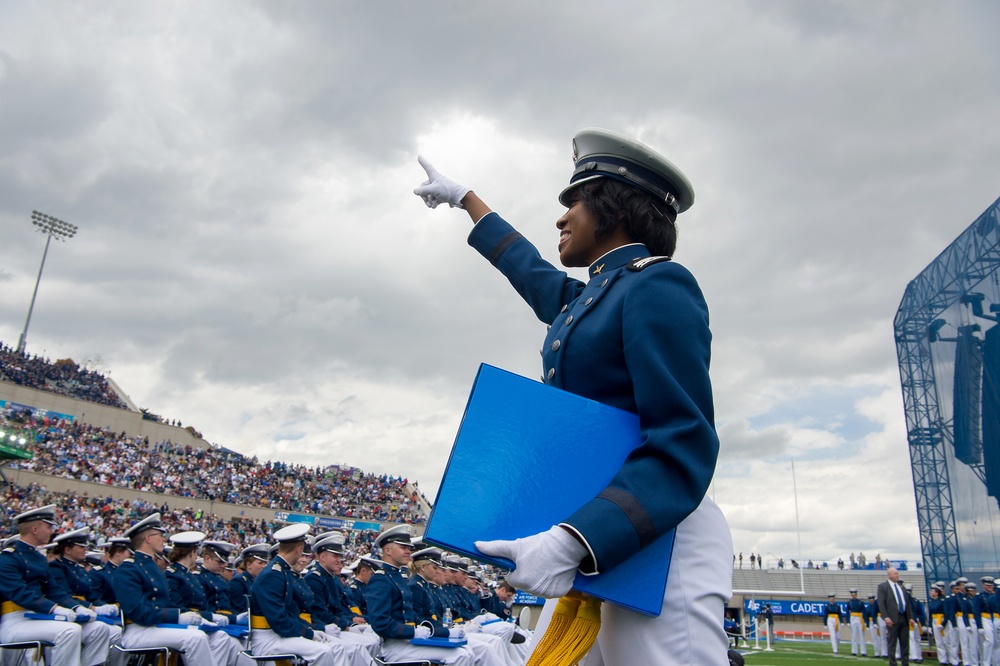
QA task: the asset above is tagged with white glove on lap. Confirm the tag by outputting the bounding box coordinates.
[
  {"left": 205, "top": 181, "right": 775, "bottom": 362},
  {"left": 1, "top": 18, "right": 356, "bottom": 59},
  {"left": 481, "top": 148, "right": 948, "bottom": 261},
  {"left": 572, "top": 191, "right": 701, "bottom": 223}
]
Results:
[
  {"left": 449, "top": 625, "right": 466, "bottom": 639},
  {"left": 464, "top": 623, "right": 481, "bottom": 634},
  {"left": 325, "top": 624, "right": 341, "bottom": 636},
  {"left": 348, "top": 624, "right": 366, "bottom": 634},
  {"left": 413, "top": 156, "right": 471, "bottom": 209},
  {"left": 52, "top": 606, "right": 78, "bottom": 622},
  {"left": 476, "top": 525, "right": 587, "bottom": 599},
  {"left": 212, "top": 614, "right": 229, "bottom": 626},
  {"left": 413, "top": 626, "right": 432, "bottom": 639},
  {"left": 94, "top": 604, "right": 119, "bottom": 617},
  {"left": 236, "top": 611, "right": 248, "bottom": 625},
  {"left": 179, "top": 611, "right": 203, "bottom": 625},
  {"left": 74, "top": 606, "right": 97, "bottom": 620},
  {"left": 313, "top": 630, "right": 333, "bottom": 643}
]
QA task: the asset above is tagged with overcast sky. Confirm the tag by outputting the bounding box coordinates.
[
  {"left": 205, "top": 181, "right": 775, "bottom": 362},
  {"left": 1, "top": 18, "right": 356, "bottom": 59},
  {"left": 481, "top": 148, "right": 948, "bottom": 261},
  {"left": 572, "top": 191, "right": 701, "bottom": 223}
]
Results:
[{"left": 2, "top": 1, "right": 999, "bottom": 569}]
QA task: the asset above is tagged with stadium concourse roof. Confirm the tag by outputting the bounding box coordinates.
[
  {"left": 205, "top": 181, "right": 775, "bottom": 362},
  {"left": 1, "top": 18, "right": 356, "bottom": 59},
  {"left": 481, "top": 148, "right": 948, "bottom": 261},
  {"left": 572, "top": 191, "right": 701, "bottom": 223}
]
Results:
[{"left": 732, "top": 567, "right": 928, "bottom": 600}]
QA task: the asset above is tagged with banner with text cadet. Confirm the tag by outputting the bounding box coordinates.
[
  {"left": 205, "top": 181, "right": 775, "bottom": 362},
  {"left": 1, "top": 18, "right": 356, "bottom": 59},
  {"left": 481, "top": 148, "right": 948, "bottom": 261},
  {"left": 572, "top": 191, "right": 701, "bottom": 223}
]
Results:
[{"left": 744, "top": 599, "right": 849, "bottom": 617}]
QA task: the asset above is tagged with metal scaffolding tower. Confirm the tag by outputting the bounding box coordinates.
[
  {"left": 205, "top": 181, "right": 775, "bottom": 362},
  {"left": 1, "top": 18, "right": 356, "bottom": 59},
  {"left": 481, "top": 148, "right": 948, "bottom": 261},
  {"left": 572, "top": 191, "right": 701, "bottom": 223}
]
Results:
[{"left": 895, "top": 195, "right": 1000, "bottom": 586}]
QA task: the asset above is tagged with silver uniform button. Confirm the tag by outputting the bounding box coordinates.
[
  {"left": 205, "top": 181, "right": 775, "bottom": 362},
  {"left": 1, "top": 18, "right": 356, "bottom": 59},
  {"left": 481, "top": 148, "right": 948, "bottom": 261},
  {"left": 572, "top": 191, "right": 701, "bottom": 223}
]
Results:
[
  {"left": 551, "top": 340, "right": 561, "bottom": 351},
  {"left": 584, "top": 297, "right": 593, "bottom": 305},
  {"left": 601, "top": 279, "right": 609, "bottom": 288},
  {"left": 547, "top": 368, "right": 555, "bottom": 380},
  {"left": 565, "top": 315, "right": 574, "bottom": 324},
  {"left": 560, "top": 305, "right": 568, "bottom": 313}
]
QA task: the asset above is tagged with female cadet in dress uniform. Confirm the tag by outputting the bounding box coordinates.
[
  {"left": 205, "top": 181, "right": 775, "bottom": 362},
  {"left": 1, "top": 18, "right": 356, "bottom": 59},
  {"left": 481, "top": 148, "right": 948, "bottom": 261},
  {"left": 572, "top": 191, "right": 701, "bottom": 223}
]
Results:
[{"left": 414, "top": 128, "right": 733, "bottom": 665}]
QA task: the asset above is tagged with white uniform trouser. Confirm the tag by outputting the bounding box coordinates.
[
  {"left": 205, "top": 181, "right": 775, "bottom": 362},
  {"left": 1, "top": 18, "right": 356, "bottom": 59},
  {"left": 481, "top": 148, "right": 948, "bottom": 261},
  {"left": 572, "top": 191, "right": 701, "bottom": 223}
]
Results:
[
  {"left": 379, "top": 637, "right": 476, "bottom": 665},
  {"left": 869, "top": 621, "right": 881, "bottom": 656},
  {"left": 478, "top": 620, "right": 521, "bottom": 666},
  {"left": 532, "top": 497, "right": 732, "bottom": 666},
  {"left": 879, "top": 616, "right": 889, "bottom": 657},
  {"left": 958, "top": 617, "right": 973, "bottom": 666},
  {"left": 982, "top": 617, "right": 996, "bottom": 666},
  {"left": 946, "top": 620, "right": 961, "bottom": 665},
  {"left": 465, "top": 632, "right": 510, "bottom": 666},
  {"left": 966, "top": 618, "right": 981, "bottom": 666},
  {"left": 337, "top": 624, "right": 383, "bottom": 659},
  {"left": 827, "top": 617, "right": 839, "bottom": 653},
  {"left": 0, "top": 611, "right": 110, "bottom": 666},
  {"left": 321, "top": 624, "right": 380, "bottom": 666},
  {"left": 909, "top": 621, "right": 921, "bottom": 662},
  {"left": 251, "top": 628, "right": 350, "bottom": 666},
  {"left": 850, "top": 615, "right": 864, "bottom": 655},
  {"left": 123, "top": 623, "right": 226, "bottom": 666}
]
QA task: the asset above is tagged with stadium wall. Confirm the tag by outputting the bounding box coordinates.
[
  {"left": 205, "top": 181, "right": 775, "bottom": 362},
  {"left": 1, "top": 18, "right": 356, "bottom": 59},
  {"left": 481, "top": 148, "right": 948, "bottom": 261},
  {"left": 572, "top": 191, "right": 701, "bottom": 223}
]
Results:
[{"left": 0, "top": 379, "right": 206, "bottom": 448}]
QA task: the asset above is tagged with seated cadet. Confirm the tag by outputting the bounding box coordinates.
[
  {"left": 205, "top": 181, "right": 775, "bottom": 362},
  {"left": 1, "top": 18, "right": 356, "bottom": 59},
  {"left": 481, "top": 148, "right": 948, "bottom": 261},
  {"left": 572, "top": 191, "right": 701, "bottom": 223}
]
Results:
[
  {"left": 92, "top": 537, "right": 131, "bottom": 606},
  {"left": 411, "top": 549, "right": 512, "bottom": 666},
  {"left": 165, "top": 530, "right": 246, "bottom": 665},
  {"left": 305, "top": 533, "right": 381, "bottom": 661},
  {"left": 365, "top": 525, "right": 475, "bottom": 666},
  {"left": 230, "top": 543, "right": 269, "bottom": 613},
  {"left": 200, "top": 540, "right": 241, "bottom": 620},
  {"left": 112, "top": 513, "right": 225, "bottom": 665},
  {"left": 448, "top": 558, "right": 519, "bottom": 649},
  {"left": 47, "top": 527, "right": 124, "bottom": 656},
  {"left": 347, "top": 556, "right": 380, "bottom": 619},
  {"left": 0, "top": 505, "right": 110, "bottom": 666},
  {"left": 249, "top": 523, "right": 353, "bottom": 666}
]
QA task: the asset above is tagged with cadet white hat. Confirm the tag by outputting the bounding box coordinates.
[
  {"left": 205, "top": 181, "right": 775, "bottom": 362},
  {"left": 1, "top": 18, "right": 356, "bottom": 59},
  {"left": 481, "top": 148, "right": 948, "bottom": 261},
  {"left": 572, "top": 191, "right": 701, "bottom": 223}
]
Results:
[
  {"left": 273, "top": 523, "right": 311, "bottom": 544},
  {"left": 123, "top": 513, "right": 167, "bottom": 539},
  {"left": 53, "top": 527, "right": 90, "bottom": 546},
  {"left": 558, "top": 128, "right": 695, "bottom": 214},
  {"left": 411, "top": 547, "right": 444, "bottom": 564},
  {"left": 13, "top": 504, "right": 57, "bottom": 526},
  {"left": 202, "top": 541, "right": 237, "bottom": 559},
  {"left": 85, "top": 551, "right": 104, "bottom": 566},
  {"left": 313, "top": 533, "right": 346, "bottom": 554},
  {"left": 240, "top": 543, "right": 271, "bottom": 562},
  {"left": 169, "top": 531, "right": 206, "bottom": 547},
  {"left": 374, "top": 525, "right": 412, "bottom": 550}
]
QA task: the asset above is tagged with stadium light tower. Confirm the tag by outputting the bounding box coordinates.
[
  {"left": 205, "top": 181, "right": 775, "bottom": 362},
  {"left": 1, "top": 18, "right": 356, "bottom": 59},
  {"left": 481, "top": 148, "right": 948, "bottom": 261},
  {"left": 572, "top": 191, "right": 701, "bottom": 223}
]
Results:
[{"left": 16, "top": 210, "right": 78, "bottom": 354}]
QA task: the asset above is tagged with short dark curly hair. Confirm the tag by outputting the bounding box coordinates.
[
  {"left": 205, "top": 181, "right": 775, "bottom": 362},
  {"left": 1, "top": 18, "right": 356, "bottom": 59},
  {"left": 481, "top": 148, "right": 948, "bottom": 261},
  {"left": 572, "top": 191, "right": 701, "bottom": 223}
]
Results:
[{"left": 570, "top": 177, "right": 678, "bottom": 258}]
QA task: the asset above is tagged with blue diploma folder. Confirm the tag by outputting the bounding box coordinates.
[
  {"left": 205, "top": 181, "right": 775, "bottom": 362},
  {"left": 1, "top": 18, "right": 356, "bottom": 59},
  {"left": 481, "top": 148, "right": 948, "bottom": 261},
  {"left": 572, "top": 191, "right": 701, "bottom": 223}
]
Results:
[
  {"left": 424, "top": 364, "right": 675, "bottom": 617},
  {"left": 410, "top": 636, "right": 468, "bottom": 647}
]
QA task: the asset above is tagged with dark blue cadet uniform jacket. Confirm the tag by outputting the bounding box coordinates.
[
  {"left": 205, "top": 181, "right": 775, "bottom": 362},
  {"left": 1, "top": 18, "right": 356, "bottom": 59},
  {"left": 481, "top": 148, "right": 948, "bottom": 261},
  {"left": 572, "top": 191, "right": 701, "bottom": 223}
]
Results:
[
  {"left": 0, "top": 539, "right": 59, "bottom": 613},
  {"left": 198, "top": 566, "right": 233, "bottom": 614},
  {"left": 113, "top": 551, "right": 184, "bottom": 626},
  {"left": 229, "top": 571, "right": 255, "bottom": 614},
  {"left": 92, "top": 562, "right": 118, "bottom": 604},
  {"left": 305, "top": 564, "right": 357, "bottom": 629},
  {"left": 249, "top": 557, "right": 314, "bottom": 639},
  {"left": 47, "top": 556, "right": 102, "bottom": 608},
  {"left": 469, "top": 213, "right": 717, "bottom": 573},
  {"left": 166, "top": 562, "right": 213, "bottom": 621},
  {"left": 365, "top": 563, "right": 421, "bottom": 640}
]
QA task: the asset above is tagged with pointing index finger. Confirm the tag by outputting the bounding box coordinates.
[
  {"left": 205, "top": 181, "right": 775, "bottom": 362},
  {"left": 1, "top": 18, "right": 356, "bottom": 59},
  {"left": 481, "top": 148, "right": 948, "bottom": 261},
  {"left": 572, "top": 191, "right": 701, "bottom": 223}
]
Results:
[{"left": 417, "top": 155, "right": 440, "bottom": 180}]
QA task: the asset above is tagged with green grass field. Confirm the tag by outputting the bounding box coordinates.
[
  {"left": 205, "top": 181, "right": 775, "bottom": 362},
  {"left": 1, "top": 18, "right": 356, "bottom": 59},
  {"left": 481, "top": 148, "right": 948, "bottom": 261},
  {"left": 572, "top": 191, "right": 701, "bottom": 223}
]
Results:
[{"left": 735, "top": 640, "right": 932, "bottom": 664}]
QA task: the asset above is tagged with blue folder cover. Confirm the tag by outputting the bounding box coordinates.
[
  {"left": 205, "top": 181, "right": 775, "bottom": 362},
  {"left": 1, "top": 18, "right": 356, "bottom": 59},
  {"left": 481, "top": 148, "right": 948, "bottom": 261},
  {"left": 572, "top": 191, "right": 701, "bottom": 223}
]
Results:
[
  {"left": 411, "top": 636, "right": 468, "bottom": 647},
  {"left": 24, "top": 612, "right": 119, "bottom": 625},
  {"left": 424, "top": 364, "right": 675, "bottom": 617}
]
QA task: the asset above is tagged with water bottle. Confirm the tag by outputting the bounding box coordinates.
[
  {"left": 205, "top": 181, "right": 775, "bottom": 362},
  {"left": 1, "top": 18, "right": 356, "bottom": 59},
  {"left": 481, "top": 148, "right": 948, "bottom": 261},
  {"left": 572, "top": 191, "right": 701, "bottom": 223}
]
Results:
[{"left": 444, "top": 608, "right": 453, "bottom": 627}]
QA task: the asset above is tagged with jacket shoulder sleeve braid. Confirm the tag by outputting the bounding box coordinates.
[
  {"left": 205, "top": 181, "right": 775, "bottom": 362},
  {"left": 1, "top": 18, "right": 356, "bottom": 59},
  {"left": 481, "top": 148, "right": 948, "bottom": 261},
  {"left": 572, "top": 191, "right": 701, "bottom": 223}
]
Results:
[{"left": 565, "top": 261, "right": 718, "bottom": 573}]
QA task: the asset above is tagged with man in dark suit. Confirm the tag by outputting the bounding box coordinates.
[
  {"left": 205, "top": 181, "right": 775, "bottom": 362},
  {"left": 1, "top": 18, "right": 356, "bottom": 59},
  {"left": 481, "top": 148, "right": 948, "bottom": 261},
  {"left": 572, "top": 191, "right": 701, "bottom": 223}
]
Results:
[{"left": 878, "top": 567, "right": 915, "bottom": 666}]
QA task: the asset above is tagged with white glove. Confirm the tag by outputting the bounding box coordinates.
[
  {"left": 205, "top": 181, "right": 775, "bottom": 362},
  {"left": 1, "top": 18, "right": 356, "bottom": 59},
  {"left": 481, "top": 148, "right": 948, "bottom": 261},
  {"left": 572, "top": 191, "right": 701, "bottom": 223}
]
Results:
[
  {"left": 179, "top": 611, "right": 203, "bottom": 625},
  {"left": 348, "top": 624, "right": 367, "bottom": 634},
  {"left": 212, "top": 614, "right": 229, "bottom": 626},
  {"left": 52, "top": 606, "right": 78, "bottom": 622},
  {"left": 464, "top": 622, "right": 481, "bottom": 634},
  {"left": 236, "top": 611, "right": 248, "bottom": 625},
  {"left": 449, "top": 625, "right": 466, "bottom": 638},
  {"left": 413, "top": 156, "right": 471, "bottom": 209},
  {"left": 413, "top": 625, "right": 431, "bottom": 639},
  {"left": 94, "top": 604, "right": 119, "bottom": 617},
  {"left": 74, "top": 606, "right": 97, "bottom": 620},
  {"left": 313, "top": 630, "right": 333, "bottom": 643},
  {"left": 470, "top": 612, "right": 499, "bottom": 625},
  {"left": 325, "top": 624, "right": 341, "bottom": 636},
  {"left": 476, "top": 525, "right": 587, "bottom": 599}
]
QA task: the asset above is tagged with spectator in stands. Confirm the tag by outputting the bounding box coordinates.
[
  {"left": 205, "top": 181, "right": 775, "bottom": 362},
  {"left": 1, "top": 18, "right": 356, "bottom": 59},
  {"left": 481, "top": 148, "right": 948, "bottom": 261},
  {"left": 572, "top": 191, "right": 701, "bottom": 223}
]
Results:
[{"left": 0, "top": 342, "right": 127, "bottom": 409}]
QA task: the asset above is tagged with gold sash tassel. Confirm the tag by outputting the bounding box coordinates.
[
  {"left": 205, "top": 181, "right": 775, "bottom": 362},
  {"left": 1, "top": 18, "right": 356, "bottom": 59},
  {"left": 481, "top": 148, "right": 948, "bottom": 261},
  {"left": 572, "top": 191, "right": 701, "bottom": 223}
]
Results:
[{"left": 527, "top": 591, "right": 603, "bottom": 666}]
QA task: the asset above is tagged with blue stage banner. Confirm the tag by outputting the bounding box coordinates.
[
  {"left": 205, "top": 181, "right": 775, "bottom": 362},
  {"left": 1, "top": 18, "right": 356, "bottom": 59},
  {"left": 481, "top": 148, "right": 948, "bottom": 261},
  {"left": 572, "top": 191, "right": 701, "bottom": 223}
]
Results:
[
  {"left": 744, "top": 599, "right": 849, "bottom": 617},
  {"left": 316, "top": 517, "right": 344, "bottom": 529},
  {"left": 0, "top": 400, "right": 76, "bottom": 423},
  {"left": 513, "top": 592, "right": 545, "bottom": 606},
  {"left": 273, "top": 512, "right": 315, "bottom": 525}
]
